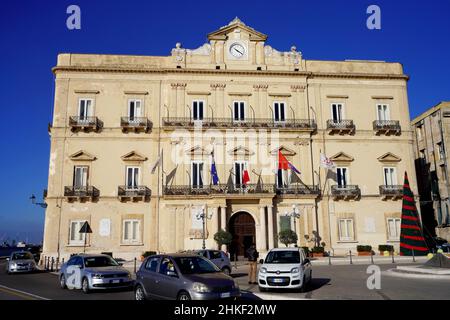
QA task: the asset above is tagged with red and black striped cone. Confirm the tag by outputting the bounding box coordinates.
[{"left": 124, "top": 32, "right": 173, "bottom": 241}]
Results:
[{"left": 400, "top": 172, "right": 429, "bottom": 256}]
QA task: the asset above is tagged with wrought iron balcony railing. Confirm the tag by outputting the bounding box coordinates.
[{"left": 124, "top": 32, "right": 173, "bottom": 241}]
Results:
[
  {"left": 162, "top": 117, "right": 316, "bottom": 131},
  {"left": 373, "top": 120, "right": 401, "bottom": 135},
  {"left": 64, "top": 186, "right": 100, "bottom": 199},
  {"left": 326, "top": 119, "right": 355, "bottom": 134},
  {"left": 120, "top": 117, "right": 152, "bottom": 132},
  {"left": 275, "top": 185, "right": 320, "bottom": 196},
  {"left": 69, "top": 116, "right": 102, "bottom": 131},
  {"left": 379, "top": 185, "right": 403, "bottom": 198},
  {"left": 163, "top": 183, "right": 276, "bottom": 196},
  {"left": 331, "top": 185, "right": 360, "bottom": 199},
  {"left": 118, "top": 186, "right": 151, "bottom": 199}
]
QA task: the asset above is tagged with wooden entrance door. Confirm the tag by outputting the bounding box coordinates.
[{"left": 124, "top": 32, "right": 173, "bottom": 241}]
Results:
[{"left": 229, "top": 212, "right": 255, "bottom": 260}]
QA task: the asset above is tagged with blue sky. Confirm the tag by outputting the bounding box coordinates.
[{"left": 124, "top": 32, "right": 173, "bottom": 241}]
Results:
[{"left": 0, "top": 0, "right": 449, "bottom": 244}]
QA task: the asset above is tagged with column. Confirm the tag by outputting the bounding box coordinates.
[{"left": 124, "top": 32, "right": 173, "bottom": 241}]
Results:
[
  {"left": 267, "top": 205, "right": 274, "bottom": 249},
  {"left": 210, "top": 207, "right": 219, "bottom": 249},
  {"left": 259, "top": 206, "right": 267, "bottom": 252},
  {"left": 220, "top": 206, "right": 227, "bottom": 251}
]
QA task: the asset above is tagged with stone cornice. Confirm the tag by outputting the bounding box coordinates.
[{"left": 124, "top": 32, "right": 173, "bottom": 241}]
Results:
[{"left": 53, "top": 66, "right": 409, "bottom": 81}]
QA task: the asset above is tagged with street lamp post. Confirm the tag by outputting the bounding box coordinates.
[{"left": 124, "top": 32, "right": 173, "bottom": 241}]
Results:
[
  {"left": 196, "top": 206, "right": 213, "bottom": 250},
  {"left": 285, "top": 205, "right": 300, "bottom": 246}
]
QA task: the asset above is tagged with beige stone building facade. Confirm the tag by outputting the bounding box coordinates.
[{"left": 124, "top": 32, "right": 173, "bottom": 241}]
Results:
[
  {"left": 42, "top": 18, "right": 418, "bottom": 260},
  {"left": 411, "top": 101, "right": 450, "bottom": 242}
]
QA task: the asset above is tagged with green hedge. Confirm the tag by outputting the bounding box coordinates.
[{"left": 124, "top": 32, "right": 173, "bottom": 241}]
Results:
[
  {"left": 357, "top": 245, "right": 372, "bottom": 252},
  {"left": 378, "top": 245, "right": 394, "bottom": 252},
  {"left": 311, "top": 246, "right": 325, "bottom": 254}
]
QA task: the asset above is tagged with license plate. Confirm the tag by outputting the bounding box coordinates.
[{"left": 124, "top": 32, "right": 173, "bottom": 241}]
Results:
[
  {"left": 111, "top": 279, "right": 120, "bottom": 284},
  {"left": 220, "top": 292, "right": 231, "bottom": 298},
  {"left": 273, "top": 278, "right": 284, "bottom": 283}
]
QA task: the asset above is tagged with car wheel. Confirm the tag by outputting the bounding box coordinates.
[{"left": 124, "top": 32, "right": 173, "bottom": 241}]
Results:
[
  {"left": 135, "top": 285, "right": 146, "bottom": 301},
  {"left": 222, "top": 267, "right": 231, "bottom": 275},
  {"left": 81, "top": 277, "right": 90, "bottom": 294},
  {"left": 60, "top": 274, "right": 67, "bottom": 289},
  {"left": 177, "top": 291, "right": 191, "bottom": 300}
]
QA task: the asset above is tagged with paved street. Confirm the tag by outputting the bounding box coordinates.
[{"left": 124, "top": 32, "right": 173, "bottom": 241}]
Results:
[{"left": 1, "top": 259, "right": 449, "bottom": 300}]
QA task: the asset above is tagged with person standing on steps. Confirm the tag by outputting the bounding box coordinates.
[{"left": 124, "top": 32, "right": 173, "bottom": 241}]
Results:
[{"left": 246, "top": 243, "right": 259, "bottom": 285}]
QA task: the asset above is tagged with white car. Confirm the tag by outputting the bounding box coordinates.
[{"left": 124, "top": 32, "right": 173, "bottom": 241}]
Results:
[{"left": 258, "top": 248, "right": 312, "bottom": 291}]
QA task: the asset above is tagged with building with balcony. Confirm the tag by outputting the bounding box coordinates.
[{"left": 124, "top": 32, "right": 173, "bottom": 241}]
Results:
[
  {"left": 411, "top": 101, "right": 450, "bottom": 242},
  {"left": 42, "top": 18, "right": 418, "bottom": 260}
]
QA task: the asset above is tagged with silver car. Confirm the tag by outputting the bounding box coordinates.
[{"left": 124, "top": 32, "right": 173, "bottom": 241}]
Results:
[
  {"left": 195, "top": 250, "right": 232, "bottom": 275},
  {"left": 59, "top": 254, "right": 133, "bottom": 293},
  {"left": 5, "top": 251, "right": 37, "bottom": 274},
  {"left": 134, "top": 254, "right": 240, "bottom": 300}
]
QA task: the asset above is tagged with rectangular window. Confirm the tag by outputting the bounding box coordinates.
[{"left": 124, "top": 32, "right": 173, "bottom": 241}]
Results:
[
  {"left": 192, "top": 100, "right": 204, "bottom": 120},
  {"left": 331, "top": 103, "right": 344, "bottom": 122},
  {"left": 377, "top": 104, "right": 390, "bottom": 121},
  {"left": 336, "top": 167, "right": 348, "bottom": 187},
  {"left": 279, "top": 215, "right": 291, "bottom": 232},
  {"left": 437, "top": 142, "right": 445, "bottom": 160},
  {"left": 233, "top": 101, "right": 245, "bottom": 121},
  {"left": 387, "top": 218, "right": 401, "bottom": 240},
  {"left": 78, "top": 99, "right": 93, "bottom": 120},
  {"left": 73, "top": 166, "right": 88, "bottom": 188},
  {"left": 69, "top": 220, "right": 86, "bottom": 245},
  {"left": 338, "top": 218, "right": 354, "bottom": 241},
  {"left": 126, "top": 166, "right": 140, "bottom": 189},
  {"left": 128, "top": 99, "right": 142, "bottom": 121},
  {"left": 191, "top": 161, "right": 204, "bottom": 188},
  {"left": 383, "top": 167, "right": 397, "bottom": 186},
  {"left": 234, "top": 161, "right": 247, "bottom": 186},
  {"left": 274, "top": 102, "right": 286, "bottom": 122},
  {"left": 123, "top": 219, "right": 140, "bottom": 243}
]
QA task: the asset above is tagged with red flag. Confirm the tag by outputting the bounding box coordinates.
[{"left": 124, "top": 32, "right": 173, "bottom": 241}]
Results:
[
  {"left": 278, "top": 150, "right": 289, "bottom": 170},
  {"left": 242, "top": 168, "right": 250, "bottom": 185}
]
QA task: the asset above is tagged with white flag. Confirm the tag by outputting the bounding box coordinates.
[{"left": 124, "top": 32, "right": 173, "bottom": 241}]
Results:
[{"left": 320, "top": 153, "right": 336, "bottom": 170}]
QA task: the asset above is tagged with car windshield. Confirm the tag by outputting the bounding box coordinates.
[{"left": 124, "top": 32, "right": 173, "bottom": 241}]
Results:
[
  {"left": 265, "top": 250, "right": 300, "bottom": 264},
  {"left": 83, "top": 256, "right": 119, "bottom": 267},
  {"left": 12, "top": 252, "right": 33, "bottom": 260},
  {"left": 174, "top": 256, "right": 220, "bottom": 274}
]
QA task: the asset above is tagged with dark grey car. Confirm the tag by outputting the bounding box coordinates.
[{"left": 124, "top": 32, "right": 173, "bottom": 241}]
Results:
[
  {"left": 134, "top": 254, "right": 240, "bottom": 300},
  {"left": 194, "top": 250, "right": 232, "bottom": 275}
]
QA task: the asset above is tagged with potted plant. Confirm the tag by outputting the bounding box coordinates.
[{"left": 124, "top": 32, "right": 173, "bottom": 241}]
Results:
[
  {"left": 213, "top": 229, "right": 232, "bottom": 250},
  {"left": 140, "top": 251, "right": 157, "bottom": 261},
  {"left": 301, "top": 246, "right": 310, "bottom": 257},
  {"left": 311, "top": 246, "right": 325, "bottom": 257},
  {"left": 378, "top": 244, "right": 394, "bottom": 256},
  {"left": 357, "top": 245, "right": 373, "bottom": 256},
  {"left": 278, "top": 229, "right": 298, "bottom": 247}
]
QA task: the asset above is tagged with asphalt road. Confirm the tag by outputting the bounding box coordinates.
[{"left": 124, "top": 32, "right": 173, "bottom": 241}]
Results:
[{"left": 0, "top": 260, "right": 449, "bottom": 300}]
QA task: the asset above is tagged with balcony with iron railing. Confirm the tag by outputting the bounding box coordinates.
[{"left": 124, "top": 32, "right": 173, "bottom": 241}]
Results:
[
  {"left": 331, "top": 185, "right": 360, "bottom": 200},
  {"left": 163, "top": 183, "right": 276, "bottom": 197},
  {"left": 162, "top": 117, "right": 316, "bottom": 131},
  {"left": 326, "top": 119, "right": 355, "bottom": 135},
  {"left": 275, "top": 185, "right": 320, "bottom": 197},
  {"left": 373, "top": 120, "right": 401, "bottom": 135},
  {"left": 69, "top": 116, "right": 103, "bottom": 132},
  {"left": 118, "top": 186, "right": 151, "bottom": 201},
  {"left": 379, "top": 185, "right": 403, "bottom": 199},
  {"left": 120, "top": 117, "right": 152, "bottom": 133},
  {"left": 64, "top": 186, "right": 100, "bottom": 200}
]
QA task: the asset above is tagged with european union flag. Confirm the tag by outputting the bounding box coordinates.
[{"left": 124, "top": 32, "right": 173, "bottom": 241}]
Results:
[{"left": 211, "top": 152, "right": 219, "bottom": 185}]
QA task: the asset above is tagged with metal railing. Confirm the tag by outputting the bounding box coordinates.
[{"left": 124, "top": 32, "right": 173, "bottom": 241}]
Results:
[
  {"left": 69, "top": 116, "right": 102, "bottom": 130},
  {"left": 373, "top": 120, "right": 401, "bottom": 133},
  {"left": 379, "top": 185, "right": 403, "bottom": 196},
  {"left": 276, "top": 185, "right": 320, "bottom": 195},
  {"left": 64, "top": 186, "right": 100, "bottom": 198},
  {"left": 331, "top": 185, "right": 361, "bottom": 198},
  {"left": 164, "top": 183, "right": 276, "bottom": 196},
  {"left": 162, "top": 117, "right": 316, "bottom": 130},
  {"left": 118, "top": 185, "right": 151, "bottom": 197},
  {"left": 326, "top": 119, "right": 355, "bottom": 131},
  {"left": 120, "top": 117, "right": 152, "bottom": 131}
]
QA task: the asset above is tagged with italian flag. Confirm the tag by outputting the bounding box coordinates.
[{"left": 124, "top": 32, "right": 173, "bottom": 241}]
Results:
[{"left": 400, "top": 172, "right": 429, "bottom": 256}]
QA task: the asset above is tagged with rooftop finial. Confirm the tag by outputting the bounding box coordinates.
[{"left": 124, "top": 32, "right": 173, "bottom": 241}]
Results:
[{"left": 229, "top": 16, "right": 244, "bottom": 26}]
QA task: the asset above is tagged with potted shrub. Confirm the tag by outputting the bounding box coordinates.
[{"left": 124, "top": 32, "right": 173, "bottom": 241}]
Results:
[
  {"left": 378, "top": 244, "right": 394, "bottom": 256},
  {"left": 357, "top": 245, "right": 372, "bottom": 256},
  {"left": 311, "top": 246, "right": 325, "bottom": 257},
  {"left": 140, "top": 251, "right": 157, "bottom": 261},
  {"left": 214, "top": 229, "right": 233, "bottom": 251},
  {"left": 301, "top": 246, "right": 310, "bottom": 257},
  {"left": 278, "top": 229, "right": 298, "bottom": 247}
]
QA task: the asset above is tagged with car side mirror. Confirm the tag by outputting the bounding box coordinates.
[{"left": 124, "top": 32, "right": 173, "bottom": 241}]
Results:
[
  {"left": 167, "top": 270, "right": 178, "bottom": 277},
  {"left": 259, "top": 259, "right": 264, "bottom": 264},
  {"left": 303, "top": 258, "right": 310, "bottom": 265}
]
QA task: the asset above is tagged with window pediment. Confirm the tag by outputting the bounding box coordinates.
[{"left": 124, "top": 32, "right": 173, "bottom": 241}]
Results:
[
  {"left": 121, "top": 151, "right": 147, "bottom": 162},
  {"left": 69, "top": 150, "right": 96, "bottom": 161},
  {"left": 378, "top": 152, "right": 401, "bottom": 163},
  {"left": 270, "top": 146, "right": 296, "bottom": 156},
  {"left": 330, "top": 152, "right": 354, "bottom": 163},
  {"left": 228, "top": 145, "right": 254, "bottom": 156},
  {"left": 186, "top": 146, "right": 210, "bottom": 156}
]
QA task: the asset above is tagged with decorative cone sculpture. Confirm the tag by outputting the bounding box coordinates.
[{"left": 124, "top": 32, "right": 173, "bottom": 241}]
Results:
[{"left": 400, "top": 172, "right": 429, "bottom": 256}]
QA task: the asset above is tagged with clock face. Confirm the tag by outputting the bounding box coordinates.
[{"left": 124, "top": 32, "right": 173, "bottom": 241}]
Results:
[{"left": 230, "top": 43, "right": 246, "bottom": 58}]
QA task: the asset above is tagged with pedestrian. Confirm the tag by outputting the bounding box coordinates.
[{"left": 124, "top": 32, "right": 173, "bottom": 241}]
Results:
[{"left": 246, "top": 243, "right": 259, "bottom": 285}]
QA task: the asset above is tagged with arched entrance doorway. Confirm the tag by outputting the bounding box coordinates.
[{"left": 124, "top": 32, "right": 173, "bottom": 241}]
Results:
[{"left": 229, "top": 211, "right": 256, "bottom": 261}]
